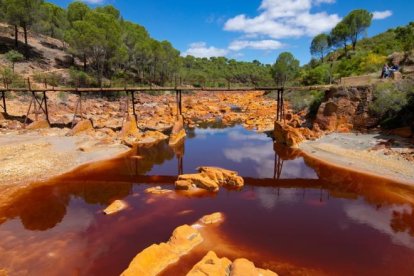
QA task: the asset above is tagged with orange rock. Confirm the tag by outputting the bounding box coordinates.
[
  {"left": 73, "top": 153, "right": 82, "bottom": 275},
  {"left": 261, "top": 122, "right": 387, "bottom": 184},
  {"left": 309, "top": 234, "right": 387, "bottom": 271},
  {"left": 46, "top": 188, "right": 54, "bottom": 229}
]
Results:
[
  {"left": 200, "top": 212, "right": 224, "bottom": 225},
  {"left": 68, "top": 119, "right": 94, "bottom": 136},
  {"left": 26, "top": 119, "right": 50, "bottom": 130},
  {"left": 230, "top": 258, "right": 278, "bottom": 276},
  {"left": 273, "top": 121, "right": 304, "bottom": 148},
  {"left": 176, "top": 174, "right": 219, "bottom": 192},
  {"left": 120, "top": 116, "right": 139, "bottom": 139},
  {"left": 103, "top": 200, "right": 127, "bottom": 215},
  {"left": 145, "top": 186, "right": 173, "bottom": 194},
  {"left": 198, "top": 167, "right": 244, "bottom": 188},
  {"left": 170, "top": 129, "right": 187, "bottom": 146},
  {"left": 121, "top": 225, "right": 203, "bottom": 276},
  {"left": 186, "top": 251, "right": 232, "bottom": 276}
]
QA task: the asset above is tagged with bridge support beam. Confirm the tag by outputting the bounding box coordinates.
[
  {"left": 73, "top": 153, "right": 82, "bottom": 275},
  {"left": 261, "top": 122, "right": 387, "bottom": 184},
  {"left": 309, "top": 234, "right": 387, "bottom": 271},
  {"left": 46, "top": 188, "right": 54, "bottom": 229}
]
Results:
[
  {"left": 24, "top": 91, "right": 50, "bottom": 125},
  {"left": 0, "top": 91, "right": 6, "bottom": 114},
  {"left": 71, "top": 92, "right": 83, "bottom": 128},
  {"left": 131, "top": 91, "right": 138, "bottom": 126},
  {"left": 175, "top": 89, "right": 182, "bottom": 116},
  {"left": 276, "top": 88, "right": 285, "bottom": 122}
]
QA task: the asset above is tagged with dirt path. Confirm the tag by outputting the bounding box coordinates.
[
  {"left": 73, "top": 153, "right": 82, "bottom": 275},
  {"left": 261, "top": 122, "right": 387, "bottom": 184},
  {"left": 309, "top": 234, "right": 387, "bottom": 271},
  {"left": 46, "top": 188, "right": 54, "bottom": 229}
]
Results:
[{"left": 300, "top": 132, "right": 414, "bottom": 186}]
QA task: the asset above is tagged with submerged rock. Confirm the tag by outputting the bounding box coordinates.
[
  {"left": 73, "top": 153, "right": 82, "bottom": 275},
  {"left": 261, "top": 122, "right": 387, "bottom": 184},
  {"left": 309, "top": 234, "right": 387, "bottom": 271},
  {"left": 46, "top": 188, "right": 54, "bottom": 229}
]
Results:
[
  {"left": 103, "top": 200, "right": 127, "bottom": 215},
  {"left": 200, "top": 212, "right": 224, "bottom": 225},
  {"left": 145, "top": 186, "right": 173, "bottom": 194},
  {"left": 186, "top": 251, "right": 232, "bottom": 276},
  {"left": 121, "top": 225, "right": 203, "bottom": 276}
]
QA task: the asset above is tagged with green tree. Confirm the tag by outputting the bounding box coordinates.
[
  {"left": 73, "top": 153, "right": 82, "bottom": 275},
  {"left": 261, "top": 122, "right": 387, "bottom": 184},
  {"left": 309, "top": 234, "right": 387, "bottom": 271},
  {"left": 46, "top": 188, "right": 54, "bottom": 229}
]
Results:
[
  {"left": 5, "top": 50, "right": 24, "bottom": 72},
  {"left": 271, "top": 52, "right": 300, "bottom": 87},
  {"left": 35, "top": 2, "right": 68, "bottom": 39},
  {"left": 310, "top": 33, "right": 330, "bottom": 62},
  {"left": 330, "top": 21, "right": 351, "bottom": 55},
  {"left": 3, "top": 0, "right": 43, "bottom": 57},
  {"left": 395, "top": 23, "right": 414, "bottom": 52},
  {"left": 66, "top": 1, "right": 89, "bottom": 26},
  {"left": 342, "top": 9, "right": 373, "bottom": 50}
]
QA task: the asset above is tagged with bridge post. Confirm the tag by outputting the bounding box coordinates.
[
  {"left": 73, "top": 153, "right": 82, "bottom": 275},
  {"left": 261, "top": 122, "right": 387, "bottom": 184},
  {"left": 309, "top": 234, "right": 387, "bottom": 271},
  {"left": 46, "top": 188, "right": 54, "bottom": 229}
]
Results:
[
  {"left": 179, "top": 90, "right": 182, "bottom": 116},
  {"left": 131, "top": 91, "right": 138, "bottom": 127},
  {"left": 276, "top": 88, "right": 285, "bottom": 122},
  {"left": 0, "top": 91, "right": 6, "bottom": 114},
  {"left": 43, "top": 91, "right": 50, "bottom": 124}
]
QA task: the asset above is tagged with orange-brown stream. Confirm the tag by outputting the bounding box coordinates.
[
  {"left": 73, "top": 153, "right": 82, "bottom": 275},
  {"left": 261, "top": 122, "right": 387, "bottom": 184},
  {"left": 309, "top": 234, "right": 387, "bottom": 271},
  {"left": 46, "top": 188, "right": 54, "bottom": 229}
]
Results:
[{"left": 0, "top": 126, "right": 414, "bottom": 276}]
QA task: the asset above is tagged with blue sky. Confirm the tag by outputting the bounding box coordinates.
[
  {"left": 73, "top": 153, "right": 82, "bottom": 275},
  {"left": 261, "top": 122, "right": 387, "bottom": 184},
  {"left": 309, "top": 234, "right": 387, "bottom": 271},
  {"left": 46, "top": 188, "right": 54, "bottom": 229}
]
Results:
[{"left": 49, "top": 0, "right": 414, "bottom": 65}]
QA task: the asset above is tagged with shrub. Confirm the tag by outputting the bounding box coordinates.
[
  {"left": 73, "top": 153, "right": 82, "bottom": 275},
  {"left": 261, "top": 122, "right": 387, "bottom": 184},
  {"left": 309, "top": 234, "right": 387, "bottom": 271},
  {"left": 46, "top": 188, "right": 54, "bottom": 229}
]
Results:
[
  {"left": 369, "top": 81, "right": 413, "bottom": 128},
  {"left": 1, "top": 68, "right": 26, "bottom": 88},
  {"left": 359, "top": 52, "right": 387, "bottom": 73},
  {"left": 33, "top": 72, "right": 64, "bottom": 87},
  {"left": 69, "top": 68, "right": 96, "bottom": 87},
  {"left": 285, "top": 89, "right": 324, "bottom": 113},
  {"left": 302, "top": 65, "right": 330, "bottom": 85}
]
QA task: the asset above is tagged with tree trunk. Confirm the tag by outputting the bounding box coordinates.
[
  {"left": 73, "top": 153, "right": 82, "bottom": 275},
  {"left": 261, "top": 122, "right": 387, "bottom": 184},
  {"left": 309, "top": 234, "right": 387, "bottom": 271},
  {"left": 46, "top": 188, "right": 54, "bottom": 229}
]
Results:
[
  {"left": 14, "top": 25, "right": 18, "bottom": 48},
  {"left": 83, "top": 54, "right": 87, "bottom": 71},
  {"left": 23, "top": 23, "right": 28, "bottom": 59},
  {"left": 12, "top": 62, "right": 15, "bottom": 73}
]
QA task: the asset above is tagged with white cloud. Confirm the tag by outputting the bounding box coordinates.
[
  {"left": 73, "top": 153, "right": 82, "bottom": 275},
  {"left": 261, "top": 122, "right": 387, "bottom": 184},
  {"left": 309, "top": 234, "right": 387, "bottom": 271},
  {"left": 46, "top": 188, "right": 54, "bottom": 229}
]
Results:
[
  {"left": 373, "top": 10, "right": 393, "bottom": 20},
  {"left": 181, "top": 42, "right": 229, "bottom": 58},
  {"left": 224, "top": 0, "right": 340, "bottom": 39},
  {"left": 229, "top": 40, "right": 284, "bottom": 51}
]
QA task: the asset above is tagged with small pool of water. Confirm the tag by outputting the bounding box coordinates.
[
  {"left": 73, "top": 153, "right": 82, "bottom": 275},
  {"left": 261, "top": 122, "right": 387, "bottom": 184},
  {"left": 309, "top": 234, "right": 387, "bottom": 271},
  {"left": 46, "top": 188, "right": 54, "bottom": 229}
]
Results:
[{"left": 0, "top": 126, "right": 414, "bottom": 276}]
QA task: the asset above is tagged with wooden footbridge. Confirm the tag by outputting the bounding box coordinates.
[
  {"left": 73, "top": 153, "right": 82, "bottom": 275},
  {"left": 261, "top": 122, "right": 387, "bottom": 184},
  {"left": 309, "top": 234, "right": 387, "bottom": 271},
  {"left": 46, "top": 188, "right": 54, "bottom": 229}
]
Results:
[{"left": 0, "top": 78, "right": 334, "bottom": 126}]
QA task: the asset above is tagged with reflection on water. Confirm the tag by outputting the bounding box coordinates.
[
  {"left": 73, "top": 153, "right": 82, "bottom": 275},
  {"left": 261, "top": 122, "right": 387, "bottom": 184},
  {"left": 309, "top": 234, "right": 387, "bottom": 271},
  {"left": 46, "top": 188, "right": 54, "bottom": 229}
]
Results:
[{"left": 0, "top": 125, "right": 414, "bottom": 276}]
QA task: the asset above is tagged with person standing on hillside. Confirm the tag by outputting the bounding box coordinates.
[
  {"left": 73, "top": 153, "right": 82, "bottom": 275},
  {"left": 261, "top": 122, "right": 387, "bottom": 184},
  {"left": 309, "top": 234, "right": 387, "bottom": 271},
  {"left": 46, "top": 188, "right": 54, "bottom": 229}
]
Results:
[{"left": 381, "top": 64, "right": 390, "bottom": 78}]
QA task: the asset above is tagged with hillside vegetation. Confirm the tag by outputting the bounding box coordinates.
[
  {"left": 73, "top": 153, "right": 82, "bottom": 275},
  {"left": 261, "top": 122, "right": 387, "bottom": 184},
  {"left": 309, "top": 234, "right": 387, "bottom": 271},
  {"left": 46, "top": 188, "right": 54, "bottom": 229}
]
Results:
[{"left": 0, "top": 0, "right": 413, "bottom": 89}]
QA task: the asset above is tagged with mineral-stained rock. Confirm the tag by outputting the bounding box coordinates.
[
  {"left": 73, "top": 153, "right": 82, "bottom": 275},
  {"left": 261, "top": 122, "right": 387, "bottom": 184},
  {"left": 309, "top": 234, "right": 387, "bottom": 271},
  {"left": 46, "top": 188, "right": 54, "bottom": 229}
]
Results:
[
  {"left": 175, "top": 167, "right": 244, "bottom": 192},
  {"left": 121, "top": 225, "right": 203, "bottom": 276},
  {"left": 198, "top": 167, "right": 244, "bottom": 188},
  {"left": 230, "top": 258, "right": 278, "bottom": 276},
  {"left": 186, "top": 251, "right": 232, "bottom": 276},
  {"left": 170, "top": 129, "right": 186, "bottom": 146},
  {"left": 176, "top": 174, "right": 219, "bottom": 192},
  {"left": 274, "top": 121, "right": 304, "bottom": 148},
  {"left": 175, "top": 179, "right": 195, "bottom": 190},
  {"left": 122, "top": 130, "right": 168, "bottom": 147},
  {"left": 103, "top": 200, "right": 127, "bottom": 215},
  {"left": 0, "top": 112, "right": 6, "bottom": 121},
  {"left": 68, "top": 119, "right": 94, "bottom": 136},
  {"left": 145, "top": 186, "right": 173, "bottom": 194},
  {"left": 315, "top": 85, "right": 378, "bottom": 131},
  {"left": 26, "top": 119, "right": 50, "bottom": 130},
  {"left": 200, "top": 212, "right": 224, "bottom": 225},
  {"left": 120, "top": 116, "right": 139, "bottom": 139},
  {"left": 170, "top": 115, "right": 187, "bottom": 146}
]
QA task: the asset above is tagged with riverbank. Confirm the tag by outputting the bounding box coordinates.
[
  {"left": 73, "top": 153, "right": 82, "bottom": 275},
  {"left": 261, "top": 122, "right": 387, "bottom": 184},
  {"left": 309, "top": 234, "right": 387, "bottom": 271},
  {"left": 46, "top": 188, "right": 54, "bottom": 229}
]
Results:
[
  {"left": 299, "top": 132, "right": 414, "bottom": 186},
  {"left": 0, "top": 131, "right": 130, "bottom": 207}
]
